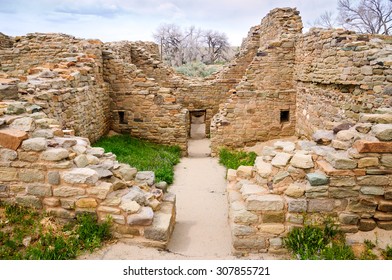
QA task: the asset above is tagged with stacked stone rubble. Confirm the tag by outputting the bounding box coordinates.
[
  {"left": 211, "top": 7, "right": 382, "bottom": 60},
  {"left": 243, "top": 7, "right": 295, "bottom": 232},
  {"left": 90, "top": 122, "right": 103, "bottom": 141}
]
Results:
[
  {"left": 227, "top": 110, "right": 392, "bottom": 256},
  {"left": 0, "top": 101, "right": 176, "bottom": 247}
]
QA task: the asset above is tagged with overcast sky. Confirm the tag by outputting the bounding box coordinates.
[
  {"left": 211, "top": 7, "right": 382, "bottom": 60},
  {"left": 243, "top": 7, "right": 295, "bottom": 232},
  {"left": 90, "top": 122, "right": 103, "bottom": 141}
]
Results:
[{"left": 0, "top": 0, "right": 339, "bottom": 45}]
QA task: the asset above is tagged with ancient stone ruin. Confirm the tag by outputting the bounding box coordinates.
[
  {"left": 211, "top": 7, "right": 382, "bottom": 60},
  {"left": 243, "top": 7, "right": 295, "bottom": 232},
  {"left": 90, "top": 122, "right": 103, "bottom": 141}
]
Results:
[{"left": 0, "top": 8, "right": 391, "bottom": 254}]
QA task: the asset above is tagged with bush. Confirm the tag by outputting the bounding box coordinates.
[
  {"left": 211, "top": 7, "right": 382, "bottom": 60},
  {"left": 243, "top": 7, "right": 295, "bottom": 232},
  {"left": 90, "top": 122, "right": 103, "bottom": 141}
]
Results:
[
  {"left": 93, "top": 135, "right": 181, "bottom": 184},
  {"left": 175, "top": 61, "right": 219, "bottom": 77},
  {"left": 218, "top": 148, "right": 257, "bottom": 170}
]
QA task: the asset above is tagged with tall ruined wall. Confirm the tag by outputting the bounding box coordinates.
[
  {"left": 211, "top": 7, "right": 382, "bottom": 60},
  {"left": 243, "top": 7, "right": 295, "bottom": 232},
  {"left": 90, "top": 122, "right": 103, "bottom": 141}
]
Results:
[
  {"left": 210, "top": 8, "right": 303, "bottom": 154},
  {"left": 295, "top": 29, "right": 392, "bottom": 137},
  {"left": 0, "top": 33, "right": 111, "bottom": 142}
]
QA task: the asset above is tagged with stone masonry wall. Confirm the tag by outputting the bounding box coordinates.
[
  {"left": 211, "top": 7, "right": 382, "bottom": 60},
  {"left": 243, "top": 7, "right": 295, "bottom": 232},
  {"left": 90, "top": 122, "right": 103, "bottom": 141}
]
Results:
[
  {"left": 0, "top": 101, "right": 176, "bottom": 247},
  {"left": 210, "top": 8, "right": 303, "bottom": 154},
  {"left": 0, "top": 33, "right": 111, "bottom": 142},
  {"left": 226, "top": 112, "right": 392, "bottom": 256},
  {"left": 295, "top": 29, "right": 392, "bottom": 137}
]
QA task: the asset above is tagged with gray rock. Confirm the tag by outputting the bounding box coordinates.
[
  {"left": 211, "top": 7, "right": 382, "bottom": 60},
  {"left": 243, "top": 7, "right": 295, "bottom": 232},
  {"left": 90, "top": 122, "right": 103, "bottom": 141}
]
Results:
[
  {"left": 339, "top": 213, "right": 359, "bottom": 225},
  {"left": 271, "top": 152, "right": 292, "bottom": 167},
  {"left": 261, "top": 146, "right": 276, "bottom": 156},
  {"left": 144, "top": 211, "right": 173, "bottom": 241},
  {"left": 48, "top": 171, "right": 60, "bottom": 185},
  {"left": 372, "top": 124, "right": 392, "bottom": 141},
  {"left": 312, "top": 130, "right": 334, "bottom": 145},
  {"left": 284, "top": 183, "right": 305, "bottom": 198},
  {"left": 53, "top": 137, "right": 77, "bottom": 148},
  {"left": 273, "top": 171, "right": 290, "bottom": 184},
  {"left": 156, "top": 181, "right": 168, "bottom": 192},
  {"left": 74, "top": 154, "right": 89, "bottom": 168},
  {"left": 290, "top": 153, "right": 314, "bottom": 169},
  {"left": 127, "top": 207, "right": 154, "bottom": 226},
  {"left": 298, "top": 140, "right": 317, "bottom": 151},
  {"left": 41, "top": 148, "right": 69, "bottom": 161},
  {"left": 16, "top": 195, "right": 42, "bottom": 209},
  {"left": 120, "top": 200, "right": 141, "bottom": 214},
  {"left": 21, "top": 138, "right": 47, "bottom": 151},
  {"left": 355, "top": 123, "right": 372, "bottom": 134},
  {"left": 231, "top": 209, "right": 259, "bottom": 224},
  {"left": 246, "top": 194, "right": 284, "bottom": 211},
  {"left": 89, "top": 166, "right": 113, "bottom": 178},
  {"left": 359, "top": 113, "right": 392, "bottom": 124},
  {"left": 87, "top": 147, "right": 105, "bottom": 157},
  {"left": 308, "top": 199, "right": 334, "bottom": 212},
  {"left": 360, "top": 186, "right": 385, "bottom": 196},
  {"left": 122, "top": 186, "right": 146, "bottom": 205},
  {"left": 326, "top": 151, "right": 357, "bottom": 169},
  {"left": 113, "top": 164, "right": 137, "bottom": 181},
  {"left": 311, "top": 146, "right": 335, "bottom": 156},
  {"left": 306, "top": 173, "right": 329, "bottom": 186},
  {"left": 254, "top": 157, "right": 272, "bottom": 178},
  {"left": 9, "top": 117, "right": 35, "bottom": 132},
  {"left": 62, "top": 168, "right": 99, "bottom": 184},
  {"left": 26, "top": 184, "right": 52, "bottom": 197},
  {"left": 32, "top": 129, "right": 54, "bottom": 139},
  {"left": 240, "top": 184, "right": 267, "bottom": 198},
  {"left": 233, "top": 225, "right": 257, "bottom": 236},
  {"left": 0, "top": 148, "right": 17, "bottom": 161},
  {"left": 6, "top": 102, "right": 26, "bottom": 115},
  {"left": 333, "top": 123, "right": 355, "bottom": 134},
  {"left": 273, "top": 141, "right": 296, "bottom": 152},
  {"left": 135, "top": 171, "right": 155, "bottom": 186},
  {"left": 287, "top": 198, "right": 307, "bottom": 213},
  {"left": 381, "top": 155, "right": 392, "bottom": 168}
]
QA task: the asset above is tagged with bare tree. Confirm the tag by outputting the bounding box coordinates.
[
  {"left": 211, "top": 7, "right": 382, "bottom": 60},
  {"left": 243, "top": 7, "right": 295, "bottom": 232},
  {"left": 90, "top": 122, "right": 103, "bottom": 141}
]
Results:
[
  {"left": 202, "top": 30, "right": 230, "bottom": 64},
  {"left": 338, "top": 0, "right": 392, "bottom": 35},
  {"left": 153, "top": 23, "right": 184, "bottom": 66},
  {"left": 313, "top": 11, "right": 337, "bottom": 29}
]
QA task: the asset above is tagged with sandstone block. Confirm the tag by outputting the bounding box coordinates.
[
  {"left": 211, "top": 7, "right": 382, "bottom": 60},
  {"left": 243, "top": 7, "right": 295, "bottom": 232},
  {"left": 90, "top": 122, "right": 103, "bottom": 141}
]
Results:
[
  {"left": 339, "top": 213, "right": 359, "bottom": 225},
  {"left": 273, "top": 171, "right": 290, "bottom": 184},
  {"left": 240, "top": 184, "right": 267, "bottom": 198},
  {"left": 48, "top": 171, "right": 60, "bottom": 185},
  {"left": 53, "top": 186, "right": 85, "bottom": 197},
  {"left": 41, "top": 148, "right": 69, "bottom": 161},
  {"left": 0, "top": 148, "right": 17, "bottom": 161},
  {"left": 97, "top": 206, "right": 121, "bottom": 215},
  {"left": 385, "top": 188, "right": 392, "bottom": 200},
  {"left": 233, "top": 225, "right": 257, "bottom": 236},
  {"left": 359, "top": 219, "right": 377, "bottom": 231},
  {"left": 246, "top": 194, "right": 284, "bottom": 211},
  {"left": 120, "top": 201, "right": 141, "bottom": 214},
  {"left": 236, "top": 166, "right": 253, "bottom": 179},
  {"left": 312, "top": 130, "right": 334, "bottom": 145},
  {"left": 306, "top": 173, "right": 329, "bottom": 186},
  {"left": 60, "top": 198, "right": 76, "bottom": 209},
  {"left": 76, "top": 198, "right": 97, "bottom": 208},
  {"left": 378, "top": 200, "right": 392, "bottom": 212},
  {"left": 144, "top": 211, "right": 173, "bottom": 241},
  {"left": 19, "top": 170, "right": 45, "bottom": 183},
  {"left": 359, "top": 113, "right": 392, "bottom": 124},
  {"left": 0, "top": 129, "right": 28, "bottom": 150},
  {"left": 381, "top": 155, "right": 392, "bottom": 168},
  {"left": 86, "top": 182, "right": 112, "bottom": 200},
  {"left": 271, "top": 152, "right": 292, "bottom": 167},
  {"left": 308, "top": 199, "right": 334, "bottom": 212},
  {"left": 127, "top": 207, "right": 154, "bottom": 226},
  {"left": 254, "top": 157, "right": 272, "bottom": 178},
  {"left": 43, "top": 197, "right": 60, "bottom": 207},
  {"left": 62, "top": 168, "right": 99, "bottom": 184},
  {"left": 232, "top": 236, "right": 267, "bottom": 250},
  {"left": 377, "top": 221, "right": 392, "bottom": 230},
  {"left": 74, "top": 154, "right": 89, "bottom": 168},
  {"left": 372, "top": 124, "right": 392, "bottom": 141},
  {"left": 287, "top": 213, "right": 304, "bottom": 224},
  {"left": 332, "top": 140, "right": 351, "bottom": 150},
  {"left": 87, "top": 147, "right": 105, "bottom": 157},
  {"left": 262, "top": 211, "right": 285, "bottom": 223},
  {"left": 9, "top": 117, "right": 35, "bottom": 132},
  {"left": 348, "top": 198, "right": 377, "bottom": 213},
  {"left": 354, "top": 140, "right": 392, "bottom": 153},
  {"left": 227, "top": 169, "right": 237, "bottom": 181},
  {"left": 16, "top": 195, "right": 42, "bottom": 209},
  {"left": 135, "top": 171, "right": 155, "bottom": 186},
  {"left": 326, "top": 151, "right": 357, "bottom": 169},
  {"left": 284, "top": 183, "right": 305, "bottom": 198},
  {"left": 113, "top": 164, "right": 138, "bottom": 181},
  {"left": 232, "top": 209, "right": 259, "bottom": 224},
  {"left": 357, "top": 175, "right": 389, "bottom": 186},
  {"left": 21, "top": 138, "right": 47, "bottom": 151},
  {"left": 360, "top": 186, "right": 384, "bottom": 196},
  {"left": 329, "top": 176, "right": 356, "bottom": 187},
  {"left": 329, "top": 187, "right": 359, "bottom": 198},
  {"left": 374, "top": 212, "right": 392, "bottom": 221},
  {"left": 287, "top": 198, "right": 307, "bottom": 213},
  {"left": 32, "top": 129, "right": 54, "bottom": 139},
  {"left": 273, "top": 141, "right": 295, "bottom": 152},
  {"left": 122, "top": 186, "right": 146, "bottom": 205},
  {"left": 26, "top": 184, "right": 52, "bottom": 197},
  {"left": 46, "top": 208, "right": 75, "bottom": 219},
  {"left": 358, "top": 157, "right": 379, "bottom": 168},
  {"left": 258, "top": 224, "right": 285, "bottom": 235}
]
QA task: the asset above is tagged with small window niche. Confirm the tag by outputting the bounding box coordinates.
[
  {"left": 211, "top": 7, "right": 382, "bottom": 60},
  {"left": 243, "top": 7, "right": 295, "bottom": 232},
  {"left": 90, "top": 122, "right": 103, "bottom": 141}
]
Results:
[
  {"left": 280, "top": 110, "right": 290, "bottom": 123},
  {"left": 118, "top": 111, "right": 127, "bottom": 124}
]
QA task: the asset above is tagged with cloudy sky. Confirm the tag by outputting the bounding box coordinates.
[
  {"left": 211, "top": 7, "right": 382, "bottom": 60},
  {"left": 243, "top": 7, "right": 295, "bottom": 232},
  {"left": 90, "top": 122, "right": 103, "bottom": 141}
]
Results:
[{"left": 0, "top": 0, "right": 339, "bottom": 45}]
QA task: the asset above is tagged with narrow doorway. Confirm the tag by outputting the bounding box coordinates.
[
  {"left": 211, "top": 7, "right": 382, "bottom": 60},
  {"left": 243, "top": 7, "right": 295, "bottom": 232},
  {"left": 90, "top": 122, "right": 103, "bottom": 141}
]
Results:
[{"left": 189, "top": 110, "right": 206, "bottom": 139}]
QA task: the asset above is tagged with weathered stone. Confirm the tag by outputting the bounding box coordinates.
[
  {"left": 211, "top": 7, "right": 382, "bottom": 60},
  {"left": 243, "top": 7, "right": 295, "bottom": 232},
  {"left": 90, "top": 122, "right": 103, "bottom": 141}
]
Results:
[
  {"left": 348, "top": 198, "right": 377, "bottom": 213},
  {"left": 374, "top": 212, "right": 392, "bottom": 221},
  {"left": 62, "top": 168, "right": 99, "bottom": 184},
  {"left": 287, "top": 198, "right": 307, "bottom": 213},
  {"left": 86, "top": 182, "right": 112, "bottom": 200},
  {"left": 53, "top": 186, "right": 85, "bottom": 197},
  {"left": 122, "top": 186, "right": 146, "bottom": 205},
  {"left": 15, "top": 195, "right": 42, "bottom": 209},
  {"left": 0, "top": 129, "right": 28, "bottom": 150},
  {"left": 112, "top": 164, "right": 137, "bottom": 181},
  {"left": 332, "top": 140, "right": 351, "bottom": 150},
  {"left": 284, "top": 183, "right": 305, "bottom": 198},
  {"left": 144, "top": 211, "right": 173, "bottom": 241},
  {"left": 378, "top": 200, "right": 392, "bottom": 212},
  {"left": 258, "top": 224, "right": 285, "bottom": 235},
  {"left": 305, "top": 184, "right": 328, "bottom": 194},
  {"left": 0, "top": 167, "right": 18, "bottom": 181},
  {"left": 21, "top": 138, "right": 47, "bottom": 151},
  {"left": 381, "top": 155, "right": 392, "bottom": 168},
  {"left": 336, "top": 130, "right": 356, "bottom": 141},
  {"left": 339, "top": 213, "right": 359, "bottom": 225},
  {"left": 329, "top": 176, "right": 356, "bottom": 187},
  {"left": 0, "top": 148, "right": 17, "bottom": 161},
  {"left": 42, "top": 197, "right": 60, "bottom": 207},
  {"left": 358, "top": 157, "right": 379, "bottom": 168},
  {"left": 17, "top": 151, "right": 38, "bottom": 162},
  {"left": 372, "top": 124, "right": 392, "bottom": 141},
  {"left": 287, "top": 213, "right": 304, "bottom": 224},
  {"left": 326, "top": 151, "right": 357, "bottom": 169},
  {"left": 120, "top": 200, "right": 141, "bottom": 214},
  {"left": 269, "top": 237, "right": 283, "bottom": 248},
  {"left": 254, "top": 157, "right": 272, "bottom": 178},
  {"left": 357, "top": 175, "right": 389, "bottom": 186},
  {"left": 273, "top": 141, "right": 295, "bottom": 152},
  {"left": 240, "top": 184, "right": 267, "bottom": 198},
  {"left": 329, "top": 187, "right": 359, "bottom": 198},
  {"left": 246, "top": 194, "right": 284, "bottom": 211},
  {"left": 72, "top": 145, "right": 87, "bottom": 155},
  {"left": 262, "top": 146, "right": 276, "bottom": 157},
  {"left": 87, "top": 147, "right": 105, "bottom": 157},
  {"left": 76, "top": 198, "right": 97, "bottom": 208},
  {"left": 155, "top": 181, "right": 168, "bottom": 192},
  {"left": 271, "top": 152, "right": 292, "bottom": 167},
  {"left": 227, "top": 169, "right": 237, "bottom": 181},
  {"left": 333, "top": 123, "right": 355, "bottom": 134},
  {"left": 26, "top": 184, "right": 52, "bottom": 197},
  {"left": 232, "top": 209, "right": 259, "bottom": 224},
  {"left": 73, "top": 154, "right": 89, "bottom": 168},
  {"left": 60, "top": 198, "right": 76, "bottom": 209},
  {"left": 41, "top": 148, "right": 69, "bottom": 161},
  {"left": 355, "top": 123, "right": 372, "bottom": 134},
  {"left": 385, "top": 188, "right": 392, "bottom": 200},
  {"left": 377, "top": 221, "right": 392, "bottom": 230},
  {"left": 262, "top": 211, "right": 285, "bottom": 223},
  {"left": 308, "top": 199, "right": 334, "bottom": 212},
  {"left": 46, "top": 208, "right": 75, "bottom": 219},
  {"left": 306, "top": 173, "right": 329, "bottom": 186},
  {"left": 359, "top": 113, "right": 392, "bottom": 124},
  {"left": 9, "top": 117, "right": 35, "bottom": 132},
  {"left": 18, "top": 170, "right": 45, "bottom": 183},
  {"left": 236, "top": 166, "right": 253, "bottom": 179},
  {"left": 359, "top": 219, "right": 377, "bottom": 231},
  {"left": 48, "top": 171, "right": 60, "bottom": 185},
  {"left": 273, "top": 171, "right": 290, "bottom": 184},
  {"left": 32, "top": 129, "right": 54, "bottom": 139},
  {"left": 312, "top": 130, "right": 334, "bottom": 145},
  {"left": 360, "top": 186, "right": 384, "bottom": 196},
  {"left": 127, "top": 207, "right": 154, "bottom": 226},
  {"left": 97, "top": 206, "right": 121, "bottom": 215},
  {"left": 233, "top": 225, "right": 257, "bottom": 236},
  {"left": 232, "top": 236, "right": 267, "bottom": 250},
  {"left": 354, "top": 140, "right": 392, "bottom": 153},
  {"left": 135, "top": 171, "right": 155, "bottom": 186}
]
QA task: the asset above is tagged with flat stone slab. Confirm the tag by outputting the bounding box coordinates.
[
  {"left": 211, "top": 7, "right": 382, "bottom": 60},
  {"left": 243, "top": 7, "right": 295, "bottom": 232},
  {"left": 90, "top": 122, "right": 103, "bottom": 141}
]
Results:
[
  {"left": 144, "top": 211, "right": 173, "bottom": 241},
  {"left": 62, "top": 168, "right": 99, "bottom": 184},
  {"left": 273, "top": 141, "right": 295, "bottom": 152},
  {"left": 354, "top": 140, "right": 392, "bottom": 153},
  {"left": 306, "top": 172, "right": 329, "bottom": 186},
  {"left": 326, "top": 151, "right": 357, "bottom": 169},
  {"left": 254, "top": 157, "right": 272, "bottom": 178},
  {"left": 372, "top": 124, "right": 392, "bottom": 141},
  {"left": 246, "top": 194, "right": 284, "bottom": 211},
  {"left": 271, "top": 152, "right": 292, "bottom": 167},
  {"left": 240, "top": 183, "right": 268, "bottom": 198},
  {"left": 127, "top": 207, "right": 154, "bottom": 226},
  {"left": 0, "top": 128, "right": 28, "bottom": 150},
  {"left": 290, "top": 153, "right": 314, "bottom": 169},
  {"left": 135, "top": 171, "right": 155, "bottom": 186}
]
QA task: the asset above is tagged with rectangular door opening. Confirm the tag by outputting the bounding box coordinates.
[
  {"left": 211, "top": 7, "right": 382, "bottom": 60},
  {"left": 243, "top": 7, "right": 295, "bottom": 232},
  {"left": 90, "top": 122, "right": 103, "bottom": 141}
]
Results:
[{"left": 190, "top": 110, "right": 206, "bottom": 139}]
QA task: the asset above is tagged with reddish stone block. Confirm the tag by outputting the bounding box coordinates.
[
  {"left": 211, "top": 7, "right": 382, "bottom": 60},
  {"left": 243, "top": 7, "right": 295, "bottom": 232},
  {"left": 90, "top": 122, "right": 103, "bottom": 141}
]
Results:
[
  {"left": 0, "top": 129, "right": 28, "bottom": 150},
  {"left": 354, "top": 140, "right": 392, "bottom": 153}
]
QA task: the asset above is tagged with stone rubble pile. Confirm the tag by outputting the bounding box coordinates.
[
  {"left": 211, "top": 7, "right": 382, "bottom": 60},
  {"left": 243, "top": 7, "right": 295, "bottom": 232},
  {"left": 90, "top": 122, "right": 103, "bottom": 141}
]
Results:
[
  {"left": 227, "top": 110, "right": 392, "bottom": 256},
  {"left": 0, "top": 101, "right": 175, "bottom": 247}
]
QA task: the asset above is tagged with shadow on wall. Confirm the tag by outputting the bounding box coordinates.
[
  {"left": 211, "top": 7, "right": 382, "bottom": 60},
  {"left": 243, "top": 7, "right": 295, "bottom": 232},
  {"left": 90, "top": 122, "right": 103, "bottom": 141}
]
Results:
[{"left": 190, "top": 110, "right": 206, "bottom": 140}]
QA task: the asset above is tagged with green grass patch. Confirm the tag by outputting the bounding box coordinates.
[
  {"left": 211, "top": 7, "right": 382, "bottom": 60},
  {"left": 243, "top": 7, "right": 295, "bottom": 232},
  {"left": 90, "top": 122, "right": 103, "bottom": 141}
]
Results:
[
  {"left": 218, "top": 148, "right": 257, "bottom": 170},
  {"left": 284, "top": 219, "right": 355, "bottom": 260},
  {"left": 93, "top": 134, "right": 181, "bottom": 184},
  {"left": 0, "top": 203, "right": 111, "bottom": 260}
]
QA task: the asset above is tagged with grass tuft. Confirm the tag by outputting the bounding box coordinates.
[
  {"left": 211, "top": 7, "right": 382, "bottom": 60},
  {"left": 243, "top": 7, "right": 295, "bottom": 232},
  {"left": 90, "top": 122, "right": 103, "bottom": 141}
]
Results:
[
  {"left": 93, "top": 134, "right": 181, "bottom": 184},
  {"left": 218, "top": 148, "right": 257, "bottom": 170}
]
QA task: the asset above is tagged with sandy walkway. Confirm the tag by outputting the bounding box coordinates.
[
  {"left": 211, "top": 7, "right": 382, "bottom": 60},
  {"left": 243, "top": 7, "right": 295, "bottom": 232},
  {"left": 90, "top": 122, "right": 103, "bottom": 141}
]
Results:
[{"left": 79, "top": 135, "right": 233, "bottom": 260}]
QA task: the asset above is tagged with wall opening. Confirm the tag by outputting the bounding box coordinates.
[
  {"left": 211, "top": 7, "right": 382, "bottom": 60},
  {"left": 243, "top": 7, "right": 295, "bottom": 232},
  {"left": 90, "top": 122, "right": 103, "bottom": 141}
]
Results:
[
  {"left": 189, "top": 110, "right": 206, "bottom": 139},
  {"left": 118, "top": 111, "right": 126, "bottom": 124},
  {"left": 280, "top": 110, "right": 290, "bottom": 123}
]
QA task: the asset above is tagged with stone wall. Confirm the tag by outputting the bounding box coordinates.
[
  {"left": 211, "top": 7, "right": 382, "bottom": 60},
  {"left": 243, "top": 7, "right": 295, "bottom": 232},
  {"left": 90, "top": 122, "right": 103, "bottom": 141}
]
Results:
[
  {"left": 0, "top": 101, "right": 176, "bottom": 247},
  {"left": 0, "top": 33, "right": 111, "bottom": 142},
  {"left": 210, "top": 8, "right": 303, "bottom": 154},
  {"left": 295, "top": 29, "right": 392, "bottom": 137},
  {"left": 226, "top": 112, "right": 392, "bottom": 255}
]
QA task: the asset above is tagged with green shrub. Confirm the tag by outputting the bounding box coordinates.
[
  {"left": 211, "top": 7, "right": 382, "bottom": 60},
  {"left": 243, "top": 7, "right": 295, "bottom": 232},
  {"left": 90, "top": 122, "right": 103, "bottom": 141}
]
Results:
[
  {"left": 218, "top": 148, "right": 257, "bottom": 170},
  {"left": 321, "top": 242, "right": 355, "bottom": 260},
  {"left": 174, "top": 61, "right": 219, "bottom": 77},
  {"left": 382, "top": 245, "right": 392, "bottom": 260},
  {"left": 93, "top": 135, "right": 181, "bottom": 184}
]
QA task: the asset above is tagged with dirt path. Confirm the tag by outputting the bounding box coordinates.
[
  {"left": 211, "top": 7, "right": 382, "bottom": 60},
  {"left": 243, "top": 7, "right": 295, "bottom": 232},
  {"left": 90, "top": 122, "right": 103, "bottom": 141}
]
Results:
[{"left": 79, "top": 135, "right": 233, "bottom": 260}]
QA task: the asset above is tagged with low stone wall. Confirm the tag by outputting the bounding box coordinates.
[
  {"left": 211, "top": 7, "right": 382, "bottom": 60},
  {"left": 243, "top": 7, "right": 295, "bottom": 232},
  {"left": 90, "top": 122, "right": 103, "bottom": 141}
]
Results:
[
  {"left": 226, "top": 111, "right": 392, "bottom": 255},
  {"left": 0, "top": 101, "right": 176, "bottom": 248}
]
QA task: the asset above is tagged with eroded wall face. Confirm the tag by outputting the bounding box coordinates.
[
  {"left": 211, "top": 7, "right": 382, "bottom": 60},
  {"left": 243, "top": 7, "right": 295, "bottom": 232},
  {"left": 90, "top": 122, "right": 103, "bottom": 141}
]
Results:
[
  {"left": 295, "top": 30, "right": 392, "bottom": 136},
  {"left": 210, "top": 8, "right": 303, "bottom": 154}
]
